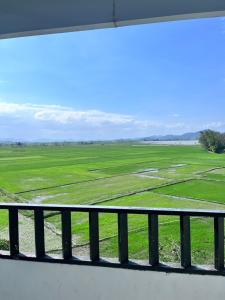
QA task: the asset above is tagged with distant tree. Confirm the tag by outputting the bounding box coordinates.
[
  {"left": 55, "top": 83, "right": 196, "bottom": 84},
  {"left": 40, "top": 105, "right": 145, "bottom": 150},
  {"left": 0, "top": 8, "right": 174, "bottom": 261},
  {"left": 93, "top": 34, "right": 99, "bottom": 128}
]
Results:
[
  {"left": 199, "top": 130, "right": 225, "bottom": 153},
  {"left": 15, "top": 142, "right": 23, "bottom": 147}
]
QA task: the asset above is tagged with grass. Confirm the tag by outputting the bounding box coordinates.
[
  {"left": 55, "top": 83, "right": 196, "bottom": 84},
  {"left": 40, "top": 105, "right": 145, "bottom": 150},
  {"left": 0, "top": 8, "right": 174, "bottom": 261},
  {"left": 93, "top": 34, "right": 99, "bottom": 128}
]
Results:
[
  {"left": 0, "top": 143, "right": 224, "bottom": 264},
  {"left": 154, "top": 179, "right": 225, "bottom": 204},
  {"left": 20, "top": 175, "right": 169, "bottom": 205}
]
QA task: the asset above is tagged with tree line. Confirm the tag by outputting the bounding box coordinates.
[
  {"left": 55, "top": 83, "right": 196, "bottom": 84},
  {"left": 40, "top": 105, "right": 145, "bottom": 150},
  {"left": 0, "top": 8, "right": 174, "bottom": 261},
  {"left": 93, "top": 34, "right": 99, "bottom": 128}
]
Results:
[{"left": 199, "top": 130, "right": 225, "bottom": 153}]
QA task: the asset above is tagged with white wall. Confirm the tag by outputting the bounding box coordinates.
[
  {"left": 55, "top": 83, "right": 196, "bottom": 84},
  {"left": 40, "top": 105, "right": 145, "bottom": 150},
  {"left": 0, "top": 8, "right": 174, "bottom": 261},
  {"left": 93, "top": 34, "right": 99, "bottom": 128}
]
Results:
[{"left": 1, "top": 259, "right": 225, "bottom": 300}]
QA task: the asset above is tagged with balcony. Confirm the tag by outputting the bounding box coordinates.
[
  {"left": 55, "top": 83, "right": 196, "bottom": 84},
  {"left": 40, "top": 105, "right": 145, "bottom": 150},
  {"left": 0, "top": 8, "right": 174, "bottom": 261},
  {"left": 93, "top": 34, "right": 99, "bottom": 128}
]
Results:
[{"left": 1, "top": 1, "right": 225, "bottom": 300}]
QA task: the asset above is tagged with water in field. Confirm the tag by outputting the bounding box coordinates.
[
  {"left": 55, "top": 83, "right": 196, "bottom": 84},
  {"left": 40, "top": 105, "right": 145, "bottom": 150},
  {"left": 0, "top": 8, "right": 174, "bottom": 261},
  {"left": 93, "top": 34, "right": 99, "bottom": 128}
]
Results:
[{"left": 140, "top": 140, "right": 199, "bottom": 145}]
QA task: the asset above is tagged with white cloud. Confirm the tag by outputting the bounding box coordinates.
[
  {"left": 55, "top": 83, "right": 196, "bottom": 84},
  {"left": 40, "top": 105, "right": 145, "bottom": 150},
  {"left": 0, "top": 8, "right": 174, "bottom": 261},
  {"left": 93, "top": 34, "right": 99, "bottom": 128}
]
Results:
[
  {"left": 0, "top": 101, "right": 223, "bottom": 141},
  {"left": 34, "top": 108, "right": 134, "bottom": 126},
  {"left": 0, "top": 102, "right": 133, "bottom": 125}
]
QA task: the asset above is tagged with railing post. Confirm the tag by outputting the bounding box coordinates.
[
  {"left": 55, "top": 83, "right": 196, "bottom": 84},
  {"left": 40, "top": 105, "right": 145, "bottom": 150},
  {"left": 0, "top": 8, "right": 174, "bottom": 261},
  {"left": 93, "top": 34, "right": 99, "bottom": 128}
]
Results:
[
  {"left": 34, "top": 209, "right": 45, "bottom": 258},
  {"left": 214, "top": 217, "right": 224, "bottom": 271},
  {"left": 61, "top": 210, "right": 72, "bottom": 259},
  {"left": 89, "top": 211, "right": 99, "bottom": 262},
  {"left": 118, "top": 212, "right": 128, "bottom": 263},
  {"left": 180, "top": 215, "right": 191, "bottom": 268},
  {"left": 148, "top": 214, "right": 159, "bottom": 266},
  {"left": 9, "top": 208, "right": 19, "bottom": 256}
]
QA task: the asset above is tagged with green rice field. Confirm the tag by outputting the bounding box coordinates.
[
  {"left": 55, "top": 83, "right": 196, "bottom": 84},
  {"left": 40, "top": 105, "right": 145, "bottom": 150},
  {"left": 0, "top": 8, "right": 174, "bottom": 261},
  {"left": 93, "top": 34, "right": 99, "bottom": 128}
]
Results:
[{"left": 0, "top": 143, "right": 225, "bottom": 264}]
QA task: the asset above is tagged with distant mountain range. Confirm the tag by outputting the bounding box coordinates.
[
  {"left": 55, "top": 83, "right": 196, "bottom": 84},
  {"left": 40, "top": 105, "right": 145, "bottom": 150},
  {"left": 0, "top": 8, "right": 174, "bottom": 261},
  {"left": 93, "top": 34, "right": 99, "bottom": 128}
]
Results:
[
  {"left": 139, "top": 131, "right": 200, "bottom": 142},
  {"left": 0, "top": 131, "right": 201, "bottom": 144}
]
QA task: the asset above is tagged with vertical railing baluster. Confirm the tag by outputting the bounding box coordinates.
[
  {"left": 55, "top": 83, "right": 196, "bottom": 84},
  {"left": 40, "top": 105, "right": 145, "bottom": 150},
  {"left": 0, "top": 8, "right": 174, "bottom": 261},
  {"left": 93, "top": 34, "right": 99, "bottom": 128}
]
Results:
[
  {"left": 61, "top": 210, "right": 72, "bottom": 259},
  {"left": 148, "top": 214, "right": 159, "bottom": 266},
  {"left": 9, "top": 208, "right": 19, "bottom": 256},
  {"left": 34, "top": 209, "right": 45, "bottom": 258},
  {"left": 214, "top": 217, "right": 224, "bottom": 270},
  {"left": 180, "top": 215, "right": 191, "bottom": 268},
  {"left": 89, "top": 211, "right": 99, "bottom": 261},
  {"left": 118, "top": 212, "right": 128, "bottom": 263}
]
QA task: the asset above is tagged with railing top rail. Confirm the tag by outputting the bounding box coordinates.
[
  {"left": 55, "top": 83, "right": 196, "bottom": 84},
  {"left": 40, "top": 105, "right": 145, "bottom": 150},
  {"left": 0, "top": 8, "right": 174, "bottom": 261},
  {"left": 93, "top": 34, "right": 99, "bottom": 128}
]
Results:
[{"left": 1, "top": 202, "right": 225, "bottom": 217}]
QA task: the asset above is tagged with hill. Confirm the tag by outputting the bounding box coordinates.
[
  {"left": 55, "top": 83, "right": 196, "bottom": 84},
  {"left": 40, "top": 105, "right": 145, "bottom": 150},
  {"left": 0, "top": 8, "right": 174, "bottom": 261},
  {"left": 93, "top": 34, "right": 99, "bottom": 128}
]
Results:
[{"left": 140, "top": 131, "right": 200, "bottom": 141}]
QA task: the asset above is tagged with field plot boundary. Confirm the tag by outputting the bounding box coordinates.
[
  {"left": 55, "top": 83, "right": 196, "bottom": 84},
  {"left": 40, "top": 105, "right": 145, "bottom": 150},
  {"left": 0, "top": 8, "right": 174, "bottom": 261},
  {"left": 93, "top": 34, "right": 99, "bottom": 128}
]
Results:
[
  {"left": 14, "top": 158, "right": 171, "bottom": 194},
  {"left": 152, "top": 191, "right": 225, "bottom": 207},
  {"left": 15, "top": 161, "right": 210, "bottom": 196}
]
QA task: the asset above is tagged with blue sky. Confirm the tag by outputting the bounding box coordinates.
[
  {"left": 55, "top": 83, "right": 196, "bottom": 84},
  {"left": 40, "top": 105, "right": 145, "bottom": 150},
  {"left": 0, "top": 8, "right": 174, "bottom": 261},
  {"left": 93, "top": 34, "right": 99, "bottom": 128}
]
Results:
[{"left": 0, "top": 17, "right": 225, "bottom": 141}]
